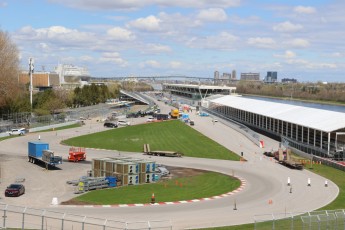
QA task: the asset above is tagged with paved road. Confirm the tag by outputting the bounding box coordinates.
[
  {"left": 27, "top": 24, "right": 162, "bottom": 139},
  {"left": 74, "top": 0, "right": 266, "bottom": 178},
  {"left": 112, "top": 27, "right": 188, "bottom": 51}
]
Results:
[{"left": 0, "top": 101, "right": 339, "bottom": 229}]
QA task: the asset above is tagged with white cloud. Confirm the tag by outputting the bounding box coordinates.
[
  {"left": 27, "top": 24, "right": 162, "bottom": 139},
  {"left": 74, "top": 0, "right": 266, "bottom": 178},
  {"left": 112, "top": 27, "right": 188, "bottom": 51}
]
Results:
[
  {"left": 106, "top": 27, "right": 135, "bottom": 40},
  {"left": 99, "top": 52, "right": 128, "bottom": 67},
  {"left": 196, "top": 8, "right": 227, "bottom": 22},
  {"left": 294, "top": 6, "right": 316, "bottom": 14},
  {"left": 128, "top": 15, "right": 161, "bottom": 32},
  {"left": 80, "top": 55, "right": 94, "bottom": 62},
  {"left": 187, "top": 31, "right": 239, "bottom": 50},
  {"left": 330, "top": 52, "right": 343, "bottom": 58},
  {"left": 50, "top": 0, "right": 241, "bottom": 10},
  {"left": 140, "top": 60, "right": 160, "bottom": 68},
  {"left": 38, "top": 43, "right": 49, "bottom": 51},
  {"left": 273, "top": 21, "right": 303, "bottom": 32},
  {"left": 274, "top": 50, "right": 296, "bottom": 59},
  {"left": 146, "top": 44, "right": 172, "bottom": 53},
  {"left": 0, "top": 1, "right": 7, "bottom": 7},
  {"left": 169, "top": 61, "right": 182, "bottom": 69},
  {"left": 16, "top": 26, "right": 94, "bottom": 46},
  {"left": 286, "top": 38, "right": 310, "bottom": 48},
  {"left": 247, "top": 37, "right": 276, "bottom": 48}
]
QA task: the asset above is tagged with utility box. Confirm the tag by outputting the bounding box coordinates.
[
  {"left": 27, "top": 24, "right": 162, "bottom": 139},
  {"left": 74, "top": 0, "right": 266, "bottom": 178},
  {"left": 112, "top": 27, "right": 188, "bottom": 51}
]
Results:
[{"left": 28, "top": 142, "right": 49, "bottom": 158}]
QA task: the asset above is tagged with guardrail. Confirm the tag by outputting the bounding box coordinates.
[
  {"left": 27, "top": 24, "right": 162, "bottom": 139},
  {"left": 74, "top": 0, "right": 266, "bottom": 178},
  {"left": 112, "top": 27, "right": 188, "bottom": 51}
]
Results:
[
  {"left": 0, "top": 203, "right": 172, "bottom": 230},
  {"left": 254, "top": 209, "right": 345, "bottom": 230}
]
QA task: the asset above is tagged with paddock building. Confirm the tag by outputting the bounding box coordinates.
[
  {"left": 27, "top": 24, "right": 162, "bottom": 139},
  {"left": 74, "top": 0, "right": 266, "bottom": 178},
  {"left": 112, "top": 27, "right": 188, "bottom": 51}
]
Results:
[
  {"left": 162, "top": 84, "right": 236, "bottom": 100},
  {"left": 203, "top": 95, "right": 345, "bottom": 158}
]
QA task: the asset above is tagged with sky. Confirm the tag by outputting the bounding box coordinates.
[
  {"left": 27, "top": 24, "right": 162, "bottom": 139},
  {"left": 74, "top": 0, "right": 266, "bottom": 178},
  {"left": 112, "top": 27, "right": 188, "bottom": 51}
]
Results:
[{"left": 1, "top": 0, "right": 345, "bottom": 82}]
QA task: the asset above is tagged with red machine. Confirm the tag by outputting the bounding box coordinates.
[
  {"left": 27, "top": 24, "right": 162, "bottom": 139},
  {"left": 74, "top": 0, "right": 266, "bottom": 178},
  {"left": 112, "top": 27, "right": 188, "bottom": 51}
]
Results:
[{"left": 68, "top": 147, "right": 86, "bottom": 162}]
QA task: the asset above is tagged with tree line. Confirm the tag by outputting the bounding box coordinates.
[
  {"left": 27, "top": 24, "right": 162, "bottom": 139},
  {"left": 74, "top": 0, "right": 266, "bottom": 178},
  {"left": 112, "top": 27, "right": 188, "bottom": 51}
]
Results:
[{"left": 235, "top": 81, "right": 345, "bottom": 104}]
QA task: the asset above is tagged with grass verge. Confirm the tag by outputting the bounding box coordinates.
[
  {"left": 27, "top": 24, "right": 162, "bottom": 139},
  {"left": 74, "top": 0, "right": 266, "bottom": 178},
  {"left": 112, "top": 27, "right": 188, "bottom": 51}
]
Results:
[
  {"left": 68, "top": 172, "right": 240, "bottom": 205},
  {"left": 62, "top": 120, "right": 240, "bottom": 160},
  {"left": 35, "top": 123, "right": 81, "bottom": 132},
  {"left": 0, "top": 135, "right": 17, "bottom": 141}
]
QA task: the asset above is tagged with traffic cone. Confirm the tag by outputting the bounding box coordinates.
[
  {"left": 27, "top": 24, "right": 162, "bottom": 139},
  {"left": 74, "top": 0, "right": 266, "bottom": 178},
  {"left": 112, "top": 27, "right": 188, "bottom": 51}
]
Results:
[{"left": 151, "top": 193, "right": 155, "bottom": 204}]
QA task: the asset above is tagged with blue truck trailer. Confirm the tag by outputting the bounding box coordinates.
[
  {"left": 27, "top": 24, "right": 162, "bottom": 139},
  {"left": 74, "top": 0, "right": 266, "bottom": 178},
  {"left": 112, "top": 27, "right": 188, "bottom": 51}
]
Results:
[{"left": 28, "top": 142, "right": 63, "bottom": 169}]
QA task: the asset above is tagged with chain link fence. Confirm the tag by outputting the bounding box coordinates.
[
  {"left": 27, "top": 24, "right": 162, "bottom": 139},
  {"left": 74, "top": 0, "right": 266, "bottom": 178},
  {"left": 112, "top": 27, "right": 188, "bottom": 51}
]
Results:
[
  {"left": 0, "top": 203, "right": 172, "bottom": 230},
  {"left": 254, "top": 210, "right": 345, "bottom": 230}
]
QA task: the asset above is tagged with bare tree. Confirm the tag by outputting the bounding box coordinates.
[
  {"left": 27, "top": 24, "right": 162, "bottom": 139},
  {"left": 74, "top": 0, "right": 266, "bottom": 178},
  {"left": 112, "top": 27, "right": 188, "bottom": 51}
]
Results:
[{"left": 0, "top": 30, "right": 21, "bottom": 107}]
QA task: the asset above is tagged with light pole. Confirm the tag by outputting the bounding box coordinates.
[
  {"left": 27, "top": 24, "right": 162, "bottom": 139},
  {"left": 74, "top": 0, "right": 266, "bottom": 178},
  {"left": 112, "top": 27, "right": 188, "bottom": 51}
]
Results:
[{"left": 29, "top": 57, "right": 34, "bottom": 109}]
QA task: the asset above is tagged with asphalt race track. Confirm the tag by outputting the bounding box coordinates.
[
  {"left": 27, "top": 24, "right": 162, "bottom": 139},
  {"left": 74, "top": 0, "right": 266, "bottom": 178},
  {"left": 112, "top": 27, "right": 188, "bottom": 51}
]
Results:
[{"left": 0, "top": 103, "right": 339, "bottom": 229}]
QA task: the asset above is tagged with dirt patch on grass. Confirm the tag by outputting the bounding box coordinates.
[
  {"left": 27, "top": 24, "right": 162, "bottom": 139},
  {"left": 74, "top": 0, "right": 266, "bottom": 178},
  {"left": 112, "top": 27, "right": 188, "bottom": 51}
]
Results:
[{"left": 164, "top": 166, "right": 207, "bottom": 179}]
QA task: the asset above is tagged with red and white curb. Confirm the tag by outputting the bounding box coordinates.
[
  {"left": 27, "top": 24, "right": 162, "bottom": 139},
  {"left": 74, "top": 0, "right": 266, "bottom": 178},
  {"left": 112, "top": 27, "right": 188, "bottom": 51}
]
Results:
[{"left": 59, "top": 178, "right": 246, "bottom": 208}]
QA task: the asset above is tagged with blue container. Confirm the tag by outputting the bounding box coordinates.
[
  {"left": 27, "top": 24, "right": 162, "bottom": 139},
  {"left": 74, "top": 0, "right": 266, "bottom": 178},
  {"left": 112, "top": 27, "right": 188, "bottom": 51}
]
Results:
[
  {"left": 106, "top": 176, "right": 117, "bottom": 187},
  {"left": 28, "top": 142, "right": 49, "bottom": 158}
]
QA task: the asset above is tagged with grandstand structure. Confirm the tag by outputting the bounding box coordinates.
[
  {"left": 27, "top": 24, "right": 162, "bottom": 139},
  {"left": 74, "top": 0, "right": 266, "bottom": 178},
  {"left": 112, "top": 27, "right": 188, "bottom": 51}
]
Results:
[{"left": 203, "top": 95, "right": 345, "bottom": 159}]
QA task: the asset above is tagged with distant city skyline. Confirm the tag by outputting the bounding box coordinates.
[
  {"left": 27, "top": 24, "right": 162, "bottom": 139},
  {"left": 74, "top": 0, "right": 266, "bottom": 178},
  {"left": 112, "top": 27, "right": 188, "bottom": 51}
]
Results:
[{"left": 0, "top": 0, "right": 344, "bottom": 82}]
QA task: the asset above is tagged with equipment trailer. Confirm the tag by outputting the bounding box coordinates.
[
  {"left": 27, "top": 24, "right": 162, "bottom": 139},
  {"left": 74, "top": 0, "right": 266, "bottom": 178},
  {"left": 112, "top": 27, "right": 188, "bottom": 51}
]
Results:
[
  {"left": 28, "top": 142, "right": 62, "bottom": 169},
  {"left": 143, "top": 144, "right": 182, "bottom": 157},
  {"left": 274, "top": 148, "right": 303, "bottom": 170}
]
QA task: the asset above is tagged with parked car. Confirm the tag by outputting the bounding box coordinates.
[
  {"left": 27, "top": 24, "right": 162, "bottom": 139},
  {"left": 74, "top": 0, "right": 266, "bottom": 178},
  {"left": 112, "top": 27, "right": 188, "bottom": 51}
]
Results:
[
  {"left": 155, "top": 166, "right": 170, "bottom": 176},
  {"left": 5, "top": 184, "right": 25, "bottom": 197},
  {"left": 7, "top": 128, "right": 26, "bottom": 136},
  {"left": 117, "top": 120, "right": 130, "bottom": 126},
  {"left": 146, "top": 117, "right": 155, "bottom": 122},
  {"left": 104, "top": 122, "right": 118, "bottom": 128}
]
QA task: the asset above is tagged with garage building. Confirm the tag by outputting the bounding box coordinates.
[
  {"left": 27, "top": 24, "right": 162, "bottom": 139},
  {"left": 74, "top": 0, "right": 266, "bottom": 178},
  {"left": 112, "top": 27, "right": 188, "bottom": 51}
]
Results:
[{"left": 203, "top": 95, "right": 345, "bottom": 159}]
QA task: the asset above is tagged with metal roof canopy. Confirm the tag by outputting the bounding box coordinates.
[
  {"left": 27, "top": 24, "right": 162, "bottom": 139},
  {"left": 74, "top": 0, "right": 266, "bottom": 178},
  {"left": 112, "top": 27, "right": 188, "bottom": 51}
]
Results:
[
  {"left": 163, "top": 83, "right": 235, "bottom": 90},
  {"left": 210, "top": 95, "right": 345, "bottom": 133}
]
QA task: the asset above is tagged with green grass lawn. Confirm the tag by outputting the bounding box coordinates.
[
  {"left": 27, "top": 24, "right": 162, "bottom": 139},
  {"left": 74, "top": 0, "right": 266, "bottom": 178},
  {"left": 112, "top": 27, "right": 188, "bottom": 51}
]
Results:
[
  {"left": 70, "top": 172, "right": 240, "bottom": 205},
  {"left": 0, "top": 135, "right": 17, "bottom": 141},
  {"left": 35, "top": 123, "right": 82, "bottom": 132},
  {"left": 62, "top": 120, "right": 240, "bottom": 160}
]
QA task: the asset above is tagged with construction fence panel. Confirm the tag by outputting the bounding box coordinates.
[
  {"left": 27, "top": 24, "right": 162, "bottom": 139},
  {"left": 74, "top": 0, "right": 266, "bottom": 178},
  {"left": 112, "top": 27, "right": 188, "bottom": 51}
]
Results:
[
  {"left": 335, "top": 211, "right": 345, "bottom": 229},
  {"left": 0, "top": 203, "right": 168, "bottom": 230}
]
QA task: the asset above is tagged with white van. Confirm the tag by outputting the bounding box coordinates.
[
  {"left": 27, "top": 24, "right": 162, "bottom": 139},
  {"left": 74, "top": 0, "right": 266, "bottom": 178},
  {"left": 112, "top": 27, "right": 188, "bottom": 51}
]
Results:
[
  {"left": 117, "top": 120, "right": 130, "bottom": 126},
  {"left": 7, "top": 128, "right": 26, "bottom": 136}
]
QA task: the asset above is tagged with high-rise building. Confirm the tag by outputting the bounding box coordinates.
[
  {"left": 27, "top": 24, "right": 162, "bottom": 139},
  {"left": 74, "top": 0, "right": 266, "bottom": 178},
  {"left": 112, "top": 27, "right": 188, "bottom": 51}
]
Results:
[
  {"left": 264, "top": 71, "right": 278, "bottom": 83},
  {"left": 214, "top": 71, "right": 220, "bottom": 80},
  {"left": 232, "top": 70, "right": 236, "bottom": 79},
  {"left": 222, "top": 73, "right": 231, "bottom": 80},
  {"left": 240, "top": 72, "right": 260, "bottom": 81}
]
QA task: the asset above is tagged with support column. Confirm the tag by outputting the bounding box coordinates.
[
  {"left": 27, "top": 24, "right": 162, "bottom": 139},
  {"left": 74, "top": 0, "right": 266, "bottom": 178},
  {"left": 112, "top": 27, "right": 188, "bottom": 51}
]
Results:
[
  {"left": 327, "top": 132, "right": 330, "bottom": 156},
  {"left": 302, "top": 127, "right": 304, "bottom": 143},
  {"left": 307, "top": 128, "right": 310, "bottom": 145},
  {"left": 314, "top": 130, "right": 316, "bottom": 147},
  {"left": 321, "top": 131, "right": 323, "bottom": 150}
]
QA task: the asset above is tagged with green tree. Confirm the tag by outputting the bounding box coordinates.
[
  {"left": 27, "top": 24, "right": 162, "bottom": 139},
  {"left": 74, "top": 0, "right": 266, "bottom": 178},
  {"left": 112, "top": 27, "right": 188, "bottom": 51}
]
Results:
[{"left": 0, "top": 30, "right": 24, "bottom": 114}]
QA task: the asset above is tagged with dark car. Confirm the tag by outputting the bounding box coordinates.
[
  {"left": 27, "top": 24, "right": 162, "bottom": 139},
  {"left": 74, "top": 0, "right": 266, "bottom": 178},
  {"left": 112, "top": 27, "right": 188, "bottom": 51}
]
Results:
[
  {"left": 104, "top": 122, "right": 118, "bottom": 128},
  {"left": 5, "top": 184, "right": 25, "bottom": 197}
]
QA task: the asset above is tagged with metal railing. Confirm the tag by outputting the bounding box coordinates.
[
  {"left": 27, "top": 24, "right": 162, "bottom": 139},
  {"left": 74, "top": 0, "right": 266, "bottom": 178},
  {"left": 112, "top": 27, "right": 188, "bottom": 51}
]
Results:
[
  {"left": 254, "top": 210, "right": 345, "bottom": 230},
  {"left": 0, "top": 203, "right": 172, "bottom": 230}
]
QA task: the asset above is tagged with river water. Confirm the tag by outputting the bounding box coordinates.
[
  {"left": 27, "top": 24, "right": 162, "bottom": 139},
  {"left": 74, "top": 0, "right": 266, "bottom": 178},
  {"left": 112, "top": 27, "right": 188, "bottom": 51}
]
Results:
[{"left": 244, "top": 95, "right": 345, "bottom": 113}]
